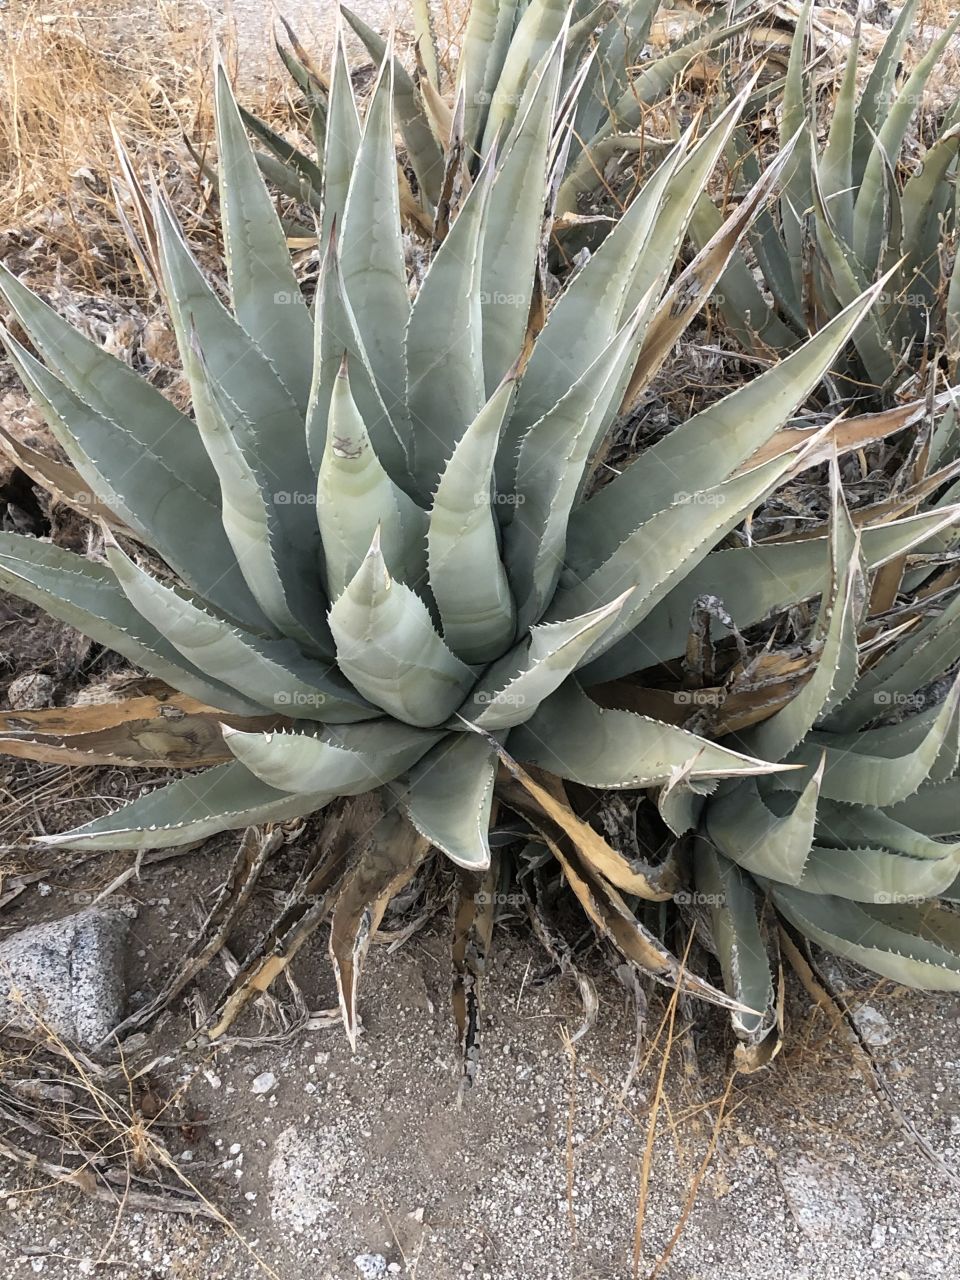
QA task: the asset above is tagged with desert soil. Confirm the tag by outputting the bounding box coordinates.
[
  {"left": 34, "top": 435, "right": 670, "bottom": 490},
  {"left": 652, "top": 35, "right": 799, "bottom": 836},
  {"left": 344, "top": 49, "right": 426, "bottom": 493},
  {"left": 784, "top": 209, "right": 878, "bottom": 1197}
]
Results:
[
  {"left": 2, "top": 3, "right": 960, "bottom": 1279},
  {"left": 2, "top": 824, "right": 960, "bottom": 1280}
]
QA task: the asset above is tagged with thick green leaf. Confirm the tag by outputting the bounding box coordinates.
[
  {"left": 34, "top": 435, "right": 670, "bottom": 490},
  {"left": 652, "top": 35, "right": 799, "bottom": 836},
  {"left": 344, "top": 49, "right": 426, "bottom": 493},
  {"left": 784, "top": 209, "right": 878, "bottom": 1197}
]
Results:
[
  {"left": 396, "top": 731, "right": 497, "bottom": 868},
  {"left": 222, "top": 720, "right": 440, "bottom": 794},
  {"left": 736, "top": 477, "right": 862, "bottom": 761},
  {"left": 780, "top": 678, "right": 960, "bottom": 806},
  {"left": 318, "top": 359, "right": 426, "bottom": 598},
  {"left": 340, "top": 5, "right": 444, "bottom": 205},
  {"left": 329, "top": 533, "right": 475, "bottom": 727},
  {"left": 214, "top": 61, "right": 313, "bottom": 414},
  {"left": 427, "top": 374, "right": 518, "bottom": 664},
  {"left": 0, "top": 325, "right": 266, "bottom": 631},
  {"left": 819, "top": 24, "right": 859, "bottom": 245},
  {"left": 0, "top": 265, "right": 218, "bottom": 506},
  {"left": 584, "top": 505, "right": 960, "bottom": 683},
  {"left": 694, "top": 843, "right": 776, "bottom": 1042},
  {"left": 853, "top": 12, "right": 960, "bottom": 271},
  {"left": 770, "top": 888, "right": 960, "bottom": 991},
  {"left": 465, "top": 595, "right": 629, "bottom": 731},
  {"left": 456, "top": 0, "right": 522, "bottom": 156},
  {"left": 507, "top": 306, "right": 649, "bottom": 630},
  {"left": 497, "top": 132, "right": 685, "bottom": 495},
  {"left": 883, "top": 779, "right": 960, "bottom": 837},
  {"left": 405, "top": 152, "right": 494, "bottom": 496},
  {"left": 507, "top": 681, "right": 794, "bottom": 787},
  {"left": 565, "top": 282, "right": 888, "bottom": 577},
  {"left": 340, "top": 54, "right": 411, "bottom": 436},
  {"left": 320, "top": 30, "right": 361, "bottom": 251},
  {"left": 480, "top": 0, "right": 569, "bottom": 153},
  {"left": 306, "top": 232, "right": 406, "bottom": 481},
  {"left": 707, "top": 768, "right": 822, "bottom": 885},
  {"left": 852, "top": 0, "right": 917, "bottom": 184},
  {"left": 552, "top": 445, "right": 823, "bottom": 663},
  {"left": 0, "top": 534, "right": 262, "bottom": 715},
  {"left": 480, "top": 33, "right": 562, "bottom": 392},
  {"left": 104, "top": 541, "right": 372, "bottom": 722},
  {"left": 36, "top": 763, "right": 332, "bottom": 852},
  {"left": 172, "top": 318, "right": 329, "bottom": 654}
]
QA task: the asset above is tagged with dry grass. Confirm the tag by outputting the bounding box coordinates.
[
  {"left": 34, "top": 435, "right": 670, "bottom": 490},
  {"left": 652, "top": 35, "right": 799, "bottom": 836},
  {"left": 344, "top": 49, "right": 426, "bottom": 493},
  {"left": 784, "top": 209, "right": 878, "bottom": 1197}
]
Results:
[{"left": 0, "top": 3, "right": 217, "bottom": 283}]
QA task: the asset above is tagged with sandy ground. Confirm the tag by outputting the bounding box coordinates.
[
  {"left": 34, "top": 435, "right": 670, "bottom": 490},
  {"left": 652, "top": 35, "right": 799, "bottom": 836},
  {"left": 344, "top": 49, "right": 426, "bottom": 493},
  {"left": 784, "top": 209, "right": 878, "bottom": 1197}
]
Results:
[{"left": 2, "top": 833, "right": 960, "bottom": 1280}]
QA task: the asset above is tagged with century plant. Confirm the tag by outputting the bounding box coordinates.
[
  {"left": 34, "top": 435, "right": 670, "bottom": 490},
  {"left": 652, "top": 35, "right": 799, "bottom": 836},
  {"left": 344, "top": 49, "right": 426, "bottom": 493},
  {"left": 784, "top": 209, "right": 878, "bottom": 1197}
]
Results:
[
  {"left": 242, "top": 0, "right": 761, "bottom": 224},
  {"left": 694, "top": 0, "right": 960, "bottom": 402},
  {"left": 690, "top": 450, "right": 960, "bottom": 1065},
  {"left": 1, "top": 10, "right": 959, "bottom": 1057}
]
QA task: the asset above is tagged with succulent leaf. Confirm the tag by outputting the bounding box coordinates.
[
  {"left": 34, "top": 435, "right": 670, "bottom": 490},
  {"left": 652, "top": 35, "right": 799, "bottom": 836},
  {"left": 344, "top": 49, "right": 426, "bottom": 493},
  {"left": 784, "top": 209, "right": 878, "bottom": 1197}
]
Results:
[
  {"left": 339, "top": 53, "right": 412, "bottom": 433},
  {"left": 105, "top": 540, "right": 371, "bottom": 721},
  {"left": 466, "top": 595, "right": 629, "bottom": 730},
  {"left": 396, "top": 731, "right": 497, "bottom": 869},
  {"left": 222, "top": 720, "right": 441, "bottom": 794},
  {"left": 214, "top": 60, "right": 314, "bottom": 413},
  {"left": 769, "top": 890, "right": 960, "bottom": 991},
  {"left": 508, "top": 682, "right": 794, "bottom": 787},
  {"left": 318, "top": 359, "right": 427, "bottom": 598},
  {"left": 33, "top": 762, "right": 333, "bottom": 852},
  {"left": 405, "top": 151, "right": 494, "bottom": 495},
  {"left": 0, "top": 535, "right": 263, "bottom": 715},
  {"left": 330, "top": 534, "right": 475, "bottom": 726},
  {"left": 427, "top": 374, "right": 518, "bottom": 664},
  {"left": 694, "top": 842, "right": 778, "bottom": 1047}
]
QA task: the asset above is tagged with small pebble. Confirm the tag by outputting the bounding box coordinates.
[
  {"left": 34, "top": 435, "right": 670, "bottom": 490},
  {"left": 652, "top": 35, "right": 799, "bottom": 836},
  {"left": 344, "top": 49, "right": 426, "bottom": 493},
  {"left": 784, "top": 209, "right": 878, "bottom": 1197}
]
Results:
[{"left": 252, "top": 1071, "right": 277, "bottom": 1095}]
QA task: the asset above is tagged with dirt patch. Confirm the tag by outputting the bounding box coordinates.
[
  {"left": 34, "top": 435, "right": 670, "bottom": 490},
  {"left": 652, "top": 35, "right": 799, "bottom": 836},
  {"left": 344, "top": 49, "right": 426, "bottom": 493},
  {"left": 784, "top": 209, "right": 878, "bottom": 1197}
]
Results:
[{"left": 1, "top": 836, "right": 959, "bottom": 1280}]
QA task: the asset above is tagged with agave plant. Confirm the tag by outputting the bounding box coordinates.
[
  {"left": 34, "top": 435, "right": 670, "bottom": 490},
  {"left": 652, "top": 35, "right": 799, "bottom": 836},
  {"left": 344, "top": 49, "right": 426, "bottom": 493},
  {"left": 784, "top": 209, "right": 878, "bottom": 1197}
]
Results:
[
  {"left": 0, "top": 13, "right": 956, "bottom": 1056},
  {"left": 242, "top": 0, "right": 761, "bottom": 226},
  {"left": 644, "top": 428, "right": 960, "bottom": 1066},
  {"left": 693, "top": 0, "right": 960, "bottom": 401}
]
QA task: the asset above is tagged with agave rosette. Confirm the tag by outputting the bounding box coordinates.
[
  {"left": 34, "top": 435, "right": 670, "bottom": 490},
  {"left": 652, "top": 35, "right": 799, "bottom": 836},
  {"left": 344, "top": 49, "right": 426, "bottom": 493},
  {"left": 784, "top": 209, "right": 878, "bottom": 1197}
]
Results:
[
  {"left": 667, "top": 437, "right": 960, "bottom": 1066},
  {"left": 694, "top": 0, "right": 960, "bottom": 400},
  {"left": 0, "top": 10, "right": 955, "bottom": 1047},
  {"left": 244, "top": 0, "right": 762, "bottom": 222}
]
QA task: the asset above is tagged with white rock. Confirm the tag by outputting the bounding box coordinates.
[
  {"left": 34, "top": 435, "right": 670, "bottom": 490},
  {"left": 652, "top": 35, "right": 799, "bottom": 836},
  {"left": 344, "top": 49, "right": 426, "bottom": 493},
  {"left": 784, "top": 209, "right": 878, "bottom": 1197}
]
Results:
[
  {"left": 354, "top": 1255, "right": 388, "bottom": 1279},
  {"left": 852, "top": 1005, "right": 895, "bottom": 1048},
  {"left": 251, "top": 1071, "right": 277, "bottom": 1095}
]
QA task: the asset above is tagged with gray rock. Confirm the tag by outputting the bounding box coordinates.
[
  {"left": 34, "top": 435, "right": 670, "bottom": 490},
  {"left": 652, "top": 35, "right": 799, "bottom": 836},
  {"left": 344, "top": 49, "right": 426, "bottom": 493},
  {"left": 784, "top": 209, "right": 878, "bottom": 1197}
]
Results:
[
  {"left": 852, "top": 1004, "right": 895, "bottom": 1047},
  {"left": 354, "top": 1256, "right": 388, "bottom": 1280},
  {"left": 0, "top": 908, "right": 130, "bottom": 1047},
  {"left": 779, "top": 1155, "right": 869, "bottom": 1240},
  {"left": 7, "top": 672, "right": 55, "bottom": 710}
]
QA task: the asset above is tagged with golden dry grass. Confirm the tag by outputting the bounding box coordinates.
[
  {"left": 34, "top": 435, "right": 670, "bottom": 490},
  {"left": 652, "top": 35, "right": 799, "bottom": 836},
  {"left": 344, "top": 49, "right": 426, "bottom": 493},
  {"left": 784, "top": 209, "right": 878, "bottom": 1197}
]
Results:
[{"left": 0, "top": 0, "right": 315, "bottom": 293}]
